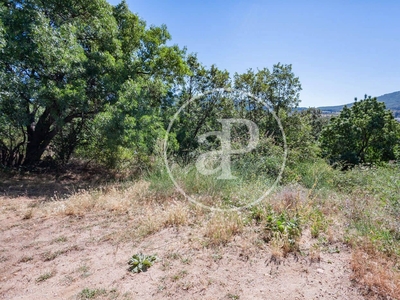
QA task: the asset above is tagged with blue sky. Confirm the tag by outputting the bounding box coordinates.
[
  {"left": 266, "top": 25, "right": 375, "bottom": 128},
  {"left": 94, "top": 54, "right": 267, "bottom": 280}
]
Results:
[{"left": 107, "top": 0, "right": 400, "bottom": 107}]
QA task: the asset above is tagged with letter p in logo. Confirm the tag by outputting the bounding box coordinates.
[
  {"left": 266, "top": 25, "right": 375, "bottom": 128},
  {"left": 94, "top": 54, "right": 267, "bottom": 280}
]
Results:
[{"left": 195, "top": 119, "right": 259, "bottom": 179}]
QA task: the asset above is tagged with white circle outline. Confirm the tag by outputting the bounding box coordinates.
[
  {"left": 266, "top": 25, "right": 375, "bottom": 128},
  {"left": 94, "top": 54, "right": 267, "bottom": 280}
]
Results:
[{"left": 163, "top": 87, "right": 287, "bottom": 212}]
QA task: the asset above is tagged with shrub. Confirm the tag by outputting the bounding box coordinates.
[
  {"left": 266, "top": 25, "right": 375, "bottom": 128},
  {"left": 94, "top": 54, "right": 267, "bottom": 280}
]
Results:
[{"left": 127, "top": 253, "right": 157, "bottom": 273}]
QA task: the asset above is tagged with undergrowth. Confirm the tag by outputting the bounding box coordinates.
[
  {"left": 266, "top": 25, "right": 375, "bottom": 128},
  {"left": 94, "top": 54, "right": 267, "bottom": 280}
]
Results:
[{"left": 19, "top": 158, "right": 399, "bottom": 299}]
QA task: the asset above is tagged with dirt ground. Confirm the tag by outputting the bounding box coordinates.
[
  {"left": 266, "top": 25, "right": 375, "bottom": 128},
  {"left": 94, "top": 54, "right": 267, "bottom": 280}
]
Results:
[
  {"left": 0, "top": 172, "right": 368, "bottom": 300},
  {"left": 0, "top": 201, "right": 365, "bottom": 299}
]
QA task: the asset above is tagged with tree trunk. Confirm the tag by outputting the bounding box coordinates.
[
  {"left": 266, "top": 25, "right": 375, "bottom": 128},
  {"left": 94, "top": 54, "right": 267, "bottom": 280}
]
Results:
[
  {"left": 23, "top": 134, "right": 47, "bottom": 166},
  {"left": 22, "top": 108, "right": 58, "bottom": 166}
]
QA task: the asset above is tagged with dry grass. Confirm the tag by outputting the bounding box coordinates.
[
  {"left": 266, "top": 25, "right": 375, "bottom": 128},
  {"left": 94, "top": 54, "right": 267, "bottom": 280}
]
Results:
[
  {"left": 136, "top": 207, "right": 167, "bottom": 238},
  {"left": 351, "top": 247, "right": 400, "bottom": 299},
  {"left": 269, "top": 235, "right": 285, "bottom": 260},
  {"left": 204, "top": 212, "right": 244, "bottom": 246},
  {"left": 345, "top": 178, "right": 398, "bottom": 293},
  {"left": 22, "top": 209, "right": 33, "bottom": 220},
  {"left": 3, "top": 167, "right": 398, "bottom": 299},
  {"left": 51, "top": 180, "right": 151, "bottom": 216},
  {"left": 36, "top": 270, "right": 55, "bottom": 283},
  {"left": 268, "top": 232, "right": 301, "bottom": 258},
  {"left": 271, "top": 185, "right": 307, "bottom": 213},
  {"left": 309, "top": 243, "right": 321, "bottom": 263},
  {"left": 43, "top": 180, "right": 193, "bottom": 243},
  {"left": 163, "top": 203, "right": 190, "bottom": 227}
]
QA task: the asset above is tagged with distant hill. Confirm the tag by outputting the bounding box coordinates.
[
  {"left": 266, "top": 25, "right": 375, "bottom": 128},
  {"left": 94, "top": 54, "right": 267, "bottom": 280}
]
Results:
[{"left": 315, "top": 91, "right": 400, "bottom": 114}]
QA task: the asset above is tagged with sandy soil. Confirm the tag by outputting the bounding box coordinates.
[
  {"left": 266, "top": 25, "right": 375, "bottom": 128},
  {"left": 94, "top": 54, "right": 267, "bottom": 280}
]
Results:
[{"left": 0, "top": 194, "right": 365, "bottom": 300}]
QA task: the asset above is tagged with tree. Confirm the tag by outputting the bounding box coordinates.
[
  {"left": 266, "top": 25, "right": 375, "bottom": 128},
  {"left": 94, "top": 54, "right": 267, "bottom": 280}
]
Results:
[
  {"left": 319, "top": 95, "right": 400, "bottom": 166},
  {"left": 170, "top": 55, "right": 233, "bottom": 162},
  {"left": 76, "top": 77, "right": 169, "bottom": 168},
  {"left": 299, "top": 108, "right": 329, "bottom": 141},
  {"left": 233, "top": 64, "right": 302, "bottom": 136},
  {"left": 0, "top": 0, "right": 188, "bottom": 167}
]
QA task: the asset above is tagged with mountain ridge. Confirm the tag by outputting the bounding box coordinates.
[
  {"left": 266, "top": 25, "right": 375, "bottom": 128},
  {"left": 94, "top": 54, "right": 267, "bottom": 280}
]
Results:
[{"left": 303, "top": 91, "right": 400, "bottom": 114}]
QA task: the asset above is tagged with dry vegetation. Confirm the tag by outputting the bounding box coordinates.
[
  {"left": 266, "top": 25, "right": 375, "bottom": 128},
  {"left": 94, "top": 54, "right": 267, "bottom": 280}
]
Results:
[
  {"left": 351, "top": 248, "right": 400, "bottom": 299},
  {"left": 0, "top": 165, "right": 399, "bottom": 299}
]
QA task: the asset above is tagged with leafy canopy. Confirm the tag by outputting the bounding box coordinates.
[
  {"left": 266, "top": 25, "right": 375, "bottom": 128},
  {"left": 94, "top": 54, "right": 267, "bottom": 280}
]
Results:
[
  {"left": 0, "top": 0, "right": 188, "bottom": 167},
  {"left": 319, "top": 95, "right": 400, "bottom": 166}
]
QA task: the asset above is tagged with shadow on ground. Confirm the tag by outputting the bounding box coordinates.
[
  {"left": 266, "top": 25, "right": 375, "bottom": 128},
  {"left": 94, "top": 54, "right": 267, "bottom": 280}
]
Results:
[{"left": 0, "top": 163, "right": 117, "bottom": 200}]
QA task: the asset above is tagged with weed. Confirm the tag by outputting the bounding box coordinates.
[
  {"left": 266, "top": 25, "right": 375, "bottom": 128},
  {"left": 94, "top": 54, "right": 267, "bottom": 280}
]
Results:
[
  {"left": 77, "top": 288, "right": 106, "bottom": 299},
  {"left": 163, "top": 203, "right": 188, "bottom": 227},
  {"left": 309, "top": 243, "right": 321, "bottom": 263},
  {"left": 78, "top": 265, "right": 91, "bottom": 278},
  {"left": 41, "top": 245, "right": 79, "bottom": 261},
  {"left": 309, "top": 208, "right": 328, "bottom": 238},
  {"left": 171, "top": 270, "right": 188, "bottom": 282},
  {"left": 264, "top": 211, "right": 302, "bottom": 252},
  {"left": 179, "top": 280, "right": 194, "bottom": 290},
  {"left": 36, "top": 271, "right": 54, "bottom": 282},
  {"left": 22, "top": 209, "right": 33, "bottom": 220},
  {"left": 250, "top": 205, "right": 270, "bottom": 224},
  {"left": 351, "top": 248, "right": 400, "bottom": 299},
  {"left": 204, "top": 212, "right": 243, "bottom": 246},
  {"left": 119, "top": 292, "right": 133, "bottom": 299},
  {"left": 161, "top": 259, "right": 171, "bottom": 271},
  {"left": 53, "top": 236, "right": 68, "bottom": 243},
  {"left": 181, "top": 257, "right": 192, "bottom": 264},
  {"left": 212, "top": 253, "right": 223, "bottom": 261},
  {"left": 269, "top": 236, "right": 285, "bottom": 260},
  {"left": 108, "top": 288, "right": 119, "bottom": 299},
  {"left": 127, "top": 253, "right": 157, "bottom": 273},
  {"left": 78, "top": 265, "right": 89, "bottom": 273},
  {"left": 167, "top": 252, "right": 181, "bottom": 260},
  {"left": 42, "top": 250, "right": 62, "bottom": 261},
  {"left": 19, "top": 256, "right": 33, "bottom": 263}
]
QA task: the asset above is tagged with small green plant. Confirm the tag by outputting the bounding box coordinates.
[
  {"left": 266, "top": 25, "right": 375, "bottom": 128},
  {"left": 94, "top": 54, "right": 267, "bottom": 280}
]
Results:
[
  {"left": 212, "top": 252, "right": 223, "bottom": 261},
  {"left": 181, "top": 257, "right": 192, "bottom": 264},
  {"left": 310, "top": 209, "right": 328, "bottom": 238},
  {"left": 127, "top": 253, "right": 157, "bottom": 273},
  {"left": 78, "top": 264, "right": 91, "bottom": 278},
  {"left": 36, "top": 271, "right": 54, "bottom": 282},
  {"left": 53, "top": 236, "right": 68, "bottom": 243},
  {"left": 171, "top": 270, "right": 188, "bottom": 282},
  {"left": 265, "top": 211, "right": 302, "bottom": 247},
  {"left": 77, "top": 288, "right": 106, "bottom": 299},
  {"left": 250, "top": 205, "right": 269, "bottom": 224},
  {"left": 167, "top": 252, "right": 181, "bottom": 260},
  {"left": 42, "top": 250, "right": 62, "bottom": 261}
]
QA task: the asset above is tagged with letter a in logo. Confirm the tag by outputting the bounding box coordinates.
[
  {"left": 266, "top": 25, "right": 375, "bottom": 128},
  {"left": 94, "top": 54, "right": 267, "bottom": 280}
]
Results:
[{"left": 195, "top": 119, "right": 259, "bottom": 179}]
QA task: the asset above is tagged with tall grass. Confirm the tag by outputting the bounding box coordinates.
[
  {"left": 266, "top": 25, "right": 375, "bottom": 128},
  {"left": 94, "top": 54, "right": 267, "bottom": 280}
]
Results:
[{"left": 148, "top": 149, "right": 399, "bottom": 258}]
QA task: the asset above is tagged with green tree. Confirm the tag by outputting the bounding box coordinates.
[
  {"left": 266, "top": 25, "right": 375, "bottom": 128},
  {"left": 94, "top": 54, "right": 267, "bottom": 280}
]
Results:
[
  {"left": 76, "top": 78, "right": 169, "bottom": 168},
  {"left": 319, "top": 95, "right": 400, "bottom": 166},
  {"left": 299, "top": 108, "right": 329, "bottom": 141},
  {"left": 170, "top": 55, "right": 233, "bottom": 162},
  {"left": 0, "top": 0, "right": 187, "bottom": 167},
  {"left": 233, "top": 64, "right": 302, "bottom": 136}
]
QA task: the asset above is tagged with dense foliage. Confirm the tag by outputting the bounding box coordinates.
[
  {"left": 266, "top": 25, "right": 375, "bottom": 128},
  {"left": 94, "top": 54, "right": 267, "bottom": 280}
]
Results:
[
  {"left": 0, "top": 0, "right": 399, "bottom": 171},
  {"left": 320, "top": 96, "right": 400, "bottom": 166},
  {"left": 0, "top": 0, "right": 188, "bottom": 167}
]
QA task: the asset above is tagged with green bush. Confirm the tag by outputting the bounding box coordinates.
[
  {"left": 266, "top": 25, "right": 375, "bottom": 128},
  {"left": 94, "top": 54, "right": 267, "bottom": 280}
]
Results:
[{"left": 264, "top": 210, "right": 302, "bottom": 247}]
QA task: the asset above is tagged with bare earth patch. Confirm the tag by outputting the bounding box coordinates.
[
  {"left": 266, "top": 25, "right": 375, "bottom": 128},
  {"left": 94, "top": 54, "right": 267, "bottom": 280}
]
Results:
[{"left": 0, "top": 193, "right": 365, "bottom": 300}]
